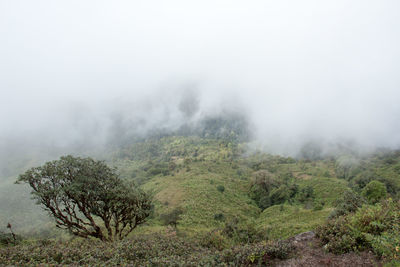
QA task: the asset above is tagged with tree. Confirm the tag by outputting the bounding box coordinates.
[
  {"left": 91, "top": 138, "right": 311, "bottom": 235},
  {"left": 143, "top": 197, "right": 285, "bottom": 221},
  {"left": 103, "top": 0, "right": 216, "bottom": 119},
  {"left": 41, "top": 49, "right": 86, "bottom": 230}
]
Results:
[
  {"left": 362, "top": 180, "right": 387, "bottom": 204},
  {"left": 160, "top": 207, "right": 183, "bottom": 228},
  {"left": 17, "top": 155, "right": 151, "bottom": 241}
]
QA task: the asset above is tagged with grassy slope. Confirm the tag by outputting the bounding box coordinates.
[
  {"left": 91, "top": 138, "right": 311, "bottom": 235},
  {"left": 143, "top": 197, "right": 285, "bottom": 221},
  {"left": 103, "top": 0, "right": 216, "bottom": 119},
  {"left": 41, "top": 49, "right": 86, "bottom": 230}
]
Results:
[
  {"left": 4, "top": 135, "right": 397, "bottom": 240},
  {"left": 111, "top": 136, "right": 350, "bottom": 238},
  {"left": 142, "top": 160, "right": 259, "bottom": 230},
  {"left": 256, "top": 176, "right": 348, "bottom": 239},
  {"left": 257, "top": 205, "right": 331, "bottom": 239}
]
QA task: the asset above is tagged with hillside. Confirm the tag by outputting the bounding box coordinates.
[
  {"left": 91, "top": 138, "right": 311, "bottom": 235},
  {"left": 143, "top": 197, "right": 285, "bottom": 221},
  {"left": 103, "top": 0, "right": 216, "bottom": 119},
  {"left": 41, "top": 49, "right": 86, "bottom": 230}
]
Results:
[
  {"left": 108, "top": 136, "right": 350, "bottom": 237},
  {"left": 1, "top": 133, "right": 399, "bottom": 266}
]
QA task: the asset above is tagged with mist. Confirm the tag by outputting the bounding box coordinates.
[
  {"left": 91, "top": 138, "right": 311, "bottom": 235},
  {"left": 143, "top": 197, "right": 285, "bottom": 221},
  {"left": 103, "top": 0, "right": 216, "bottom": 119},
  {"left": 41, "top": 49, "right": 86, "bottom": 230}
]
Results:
[{"left": 1, "top": 0, "right": 400, "bottom": 156}]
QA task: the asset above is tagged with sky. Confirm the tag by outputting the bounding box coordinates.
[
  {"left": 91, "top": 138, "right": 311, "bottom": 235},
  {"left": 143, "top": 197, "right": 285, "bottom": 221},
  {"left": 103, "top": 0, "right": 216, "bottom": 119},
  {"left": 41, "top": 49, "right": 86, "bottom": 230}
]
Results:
[{"left": 1, "top": 0, "right": 400, "bottom": 154}]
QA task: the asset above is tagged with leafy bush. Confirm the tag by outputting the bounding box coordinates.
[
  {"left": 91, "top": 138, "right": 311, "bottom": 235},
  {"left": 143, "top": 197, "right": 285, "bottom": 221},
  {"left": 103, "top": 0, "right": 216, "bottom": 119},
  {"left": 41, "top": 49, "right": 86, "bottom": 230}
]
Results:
[
  {"left": 249, "top": 170, "right": 300, "bottom": 210},
  {"left": 317, "top": 199, "right": 400, "bottom": 261},
  {"left": 316, "top": 216, "right": 359, "bottom": 253},
  {"left": 216, "top": 185, "right": 225, "bottom": 193},
  {"left": 222, "top": 218, "right": 266, "bottom": 244},
  {"left": 160, "top": 207, "right": 184, "bottom": 228},
  {"left": 269, "top": 185, "right": 290, "bottom": 206},
  {"left": 0, "top": 232, "right": 21, "bottom": 246},
  {"left": 329, "top": 190, "right": 366, "bottom": 218},
  {"left": 362, "top": 180, "right": 387, "bottom": 204},
  {"left": 0, "top": 232, "right": 295, "bottom": 266},
  {"left": 214, "top": 213, "right": 225, "bottom": 221},
  {"left": 200, "top": 229, "right": 230, "bottom": 250},
  {"left": 296, "top": 185, "right": 315, "bottom": 203}
]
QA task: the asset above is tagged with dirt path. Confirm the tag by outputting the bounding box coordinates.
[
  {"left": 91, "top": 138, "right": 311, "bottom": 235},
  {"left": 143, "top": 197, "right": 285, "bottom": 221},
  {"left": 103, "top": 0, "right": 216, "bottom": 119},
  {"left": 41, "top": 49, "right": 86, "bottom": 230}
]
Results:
[{"left": 275, "top": 231, "right": 382, "bottom": 267}]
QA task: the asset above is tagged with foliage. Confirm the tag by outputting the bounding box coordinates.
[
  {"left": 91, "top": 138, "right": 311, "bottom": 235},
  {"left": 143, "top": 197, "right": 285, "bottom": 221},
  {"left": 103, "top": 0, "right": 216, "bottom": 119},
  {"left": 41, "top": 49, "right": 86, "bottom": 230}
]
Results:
[
  {"left": 329, "top": 190, "right": 366, "bottom": 218},
  {"left": 258, "top": 204, "right": 330, "bottom": 239},
  {"left": 335, "top": 155, "right": 361, "bottom": 180},
  {"left": 249, "top": 170, "right": 299, "bottom": 210},
  {"left": 317, "top": 199, "right": 400, "bottom": 261},
  {"left": 160, "top": 207, "right": 184, "bottom": 228},
  {"left": 222, "top": 218, "right": 266, "bottom": 244},
  {"left": 213, "top": 213, "right": 225, "bottom": 221},
  {"left": 0, "top": 231, "right": 294, "bottom": 266},
  {"left": 17, "top": 155, "right": 151, "bottom": 241},
  {"left": 3, "top": 132, "right": 400, "bottom": 263},
  {"left": 296, "top": 185, "right": 315, "bottom": 203},
  {"left": 362, "top": 180, "right": 387, "bottom": 204},
  {"left": 216, "top": 185, "right": 225, "bottom": 193},
  {"left": 0, "top": 232, "right": 21, "bottom": 246},
  {"left": 200, "top": 229, "right": 230, "bottom": 250}
]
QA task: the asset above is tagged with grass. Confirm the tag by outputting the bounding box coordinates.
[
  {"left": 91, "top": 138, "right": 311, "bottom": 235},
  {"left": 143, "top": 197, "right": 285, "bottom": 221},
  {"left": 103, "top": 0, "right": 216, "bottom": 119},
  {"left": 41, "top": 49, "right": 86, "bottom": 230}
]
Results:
[
  {"left": 142, "top": 160, "right": 260, "bottom": 228},
  {"left": 297, "top": 177, "right": 349, "bottom": 206},
  {"left": 2, "top": 135, "right": 398, "bottom": 242},
  {"left": 257, "top": 205, "right": 332, "bottom": 239}
]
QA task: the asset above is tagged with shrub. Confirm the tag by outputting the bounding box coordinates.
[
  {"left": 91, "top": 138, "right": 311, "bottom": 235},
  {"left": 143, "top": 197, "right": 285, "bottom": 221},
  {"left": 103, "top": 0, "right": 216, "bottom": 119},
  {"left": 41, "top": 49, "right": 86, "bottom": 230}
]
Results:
[
  {"left": 317, "top": 199, "right": 400, "bottom": 261},
  {"left": 220, "top": 240, "right": 294, "bottom": 266},
  {"left": 329, "top": 190, "right": 366, "bottom": 218},
  {"left": 200, "top": 230, "right": 230, "bottom": 250},
  {"left": 160, "top": 207, "right": 184, "bottom": 228},
  {"left": 316, "top": 216, "right": 359, "bottom": 254},
  {"left": 214, "top": 213, "right": 225, "bottom": 222},
  {"left": 296, "top": 185, "right": 315, "bottom": 203},
  {"left": 313, "top": 202, "right": 324, "bottom": 211},
  {"left": 269, "top": 185, "right": 289, "bottom": 205},
  {"left": 362, "top": 180, "right": 387, "bottom": 204},
  {"left": 222, "top": 218, "right": 266, "bottom": 244},
  {"left": 0, "top": 232, "right": 21, "bottom": 246},
  {"left": 258, "top": 195, "right": 271, "bottom": 210},
  {"left": 0, "top": 231, "right": 296, "bottom": 266},
  {"left": 217, "top": 185, "right": 225, "bottom": 193}
]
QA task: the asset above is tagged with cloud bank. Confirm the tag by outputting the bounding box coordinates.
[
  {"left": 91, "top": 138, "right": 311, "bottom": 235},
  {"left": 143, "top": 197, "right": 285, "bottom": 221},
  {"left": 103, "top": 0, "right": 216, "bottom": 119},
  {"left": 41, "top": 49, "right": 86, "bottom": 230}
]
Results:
[{"left": 1, "top": 0, "right": 400, "bottom": 155}]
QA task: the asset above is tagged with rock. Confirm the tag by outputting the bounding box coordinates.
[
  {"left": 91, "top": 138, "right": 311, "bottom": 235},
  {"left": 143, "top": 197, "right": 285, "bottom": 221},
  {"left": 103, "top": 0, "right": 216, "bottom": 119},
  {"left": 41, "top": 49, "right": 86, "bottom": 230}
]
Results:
[{"left": 293, "top": 231, "right": 315, "bottom": 242}]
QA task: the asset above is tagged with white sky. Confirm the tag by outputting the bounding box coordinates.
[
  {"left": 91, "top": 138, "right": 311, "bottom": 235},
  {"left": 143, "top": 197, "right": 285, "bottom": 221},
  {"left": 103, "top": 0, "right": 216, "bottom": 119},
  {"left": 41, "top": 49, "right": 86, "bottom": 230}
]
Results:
[{"left": 1, "top": 0, "right": 400, "bottom": 151}]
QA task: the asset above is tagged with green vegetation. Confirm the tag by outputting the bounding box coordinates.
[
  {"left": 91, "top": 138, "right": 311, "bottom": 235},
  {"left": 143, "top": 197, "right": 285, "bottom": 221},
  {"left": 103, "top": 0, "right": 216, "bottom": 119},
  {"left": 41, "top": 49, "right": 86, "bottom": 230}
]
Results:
[
  {"left": 160, "top": 207, "right": 184, "bottom": 228},
  {"left": 362, "top": 180, "right": 387, "bottom": 204},
  {"left": 0, "top": 121, "right": 399, "bottom": 265},
  {"left": 0, "top": 231, "right": 294, "bottom": 266},
  {"left": 317, "top": 199, "right": 400, "bottom": 261},
  {"left": 17, "top": 155, "right": 151, "bottom": 241}
]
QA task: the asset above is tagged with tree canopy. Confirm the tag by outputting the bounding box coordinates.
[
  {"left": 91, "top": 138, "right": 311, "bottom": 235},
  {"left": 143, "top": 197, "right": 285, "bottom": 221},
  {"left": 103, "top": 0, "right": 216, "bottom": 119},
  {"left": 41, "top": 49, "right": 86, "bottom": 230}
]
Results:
[{"left": 17, "top": 155, "right": 151, "bottom": 241}]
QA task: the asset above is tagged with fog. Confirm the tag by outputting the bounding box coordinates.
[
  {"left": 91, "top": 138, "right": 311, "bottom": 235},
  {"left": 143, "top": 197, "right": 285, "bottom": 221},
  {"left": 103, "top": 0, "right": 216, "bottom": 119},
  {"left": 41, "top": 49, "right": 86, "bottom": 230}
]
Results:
[{"left": 1, "top": 0, "right": 400, "bottom": 156}]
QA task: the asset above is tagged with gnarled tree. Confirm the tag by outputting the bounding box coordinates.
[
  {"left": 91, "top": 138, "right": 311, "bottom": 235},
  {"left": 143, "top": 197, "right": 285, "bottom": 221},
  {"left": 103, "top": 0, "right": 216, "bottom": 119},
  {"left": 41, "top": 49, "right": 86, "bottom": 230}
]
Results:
[{"left": 17, "top": 155, "right": 151, "bottom": 241}]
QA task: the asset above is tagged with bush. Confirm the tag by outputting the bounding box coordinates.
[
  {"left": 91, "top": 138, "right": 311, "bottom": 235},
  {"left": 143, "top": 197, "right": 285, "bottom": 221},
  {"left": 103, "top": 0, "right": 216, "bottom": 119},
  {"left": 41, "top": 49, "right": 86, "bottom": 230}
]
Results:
[
  {"left": 329, "top": 190, "right": 366, "bottom": 218},
  {"left": 217, "top": 185, "right": 225, "bottom": 193},
  {"left": 316, "top": 216, "right": 359, "bottom": 254},
  {"left": 222, "top": 218, "right": 266, "bottom": 244},
  {"left": 0, "top": 232, "right": 295, "bottom": 266},
  {"left": 269, "top": 185, "right": 289, "bottom": 205},
  {"left": 214, "top": 213, "right": 225, "bottom": 222},
  {"left": 362, "top": 180, "right": 387, "bottom": 204},
  {"left": 160, "top": 207, "right": 184, "bottom": 228},
  {"left": 0, "top": 232, "right": 21, "bottom": 246},
  {"left": 219, "top": 240, "right": 294, "bottom": 265},
  {"left": 296, "top": 185, "right": 315, "bottom": 203},
  {"left": 200, "top": 230, "right": 229, "bottom": 250},
  {"left": 317, "top": 199, "right": 400, "bottom": 261}
]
